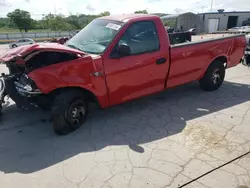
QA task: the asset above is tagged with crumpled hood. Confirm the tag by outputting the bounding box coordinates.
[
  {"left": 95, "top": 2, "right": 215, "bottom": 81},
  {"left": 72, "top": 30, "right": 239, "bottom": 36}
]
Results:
[{"left": 0, "top": 43, "right": 85, "bottom": 64}]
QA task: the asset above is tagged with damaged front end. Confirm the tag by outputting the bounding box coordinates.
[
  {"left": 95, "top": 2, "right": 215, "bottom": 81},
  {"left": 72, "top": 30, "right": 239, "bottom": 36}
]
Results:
[
  {"left": 0, "top": 43, "right": 84, "bottom": 112},
  {"left": 0, "top": 67, "right": 46, "bottom": 112}
]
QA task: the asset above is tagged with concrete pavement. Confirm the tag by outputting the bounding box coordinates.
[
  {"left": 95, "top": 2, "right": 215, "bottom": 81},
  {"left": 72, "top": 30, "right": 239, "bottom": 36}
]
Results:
[
  {"left": 0, "top": 43, "right": 250, "bottom": 188},
  {"left": 0, "top": 44, "right": 8, "bottom": 55}
]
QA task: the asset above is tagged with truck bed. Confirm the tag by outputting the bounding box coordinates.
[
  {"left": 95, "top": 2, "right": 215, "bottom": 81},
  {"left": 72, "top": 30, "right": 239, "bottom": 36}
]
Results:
[
  {"left": 167, "top": 34, "right": 246, "bottom": 88},
  {"left": 171, "top": 34, "right": 244, "bottom": 47}
]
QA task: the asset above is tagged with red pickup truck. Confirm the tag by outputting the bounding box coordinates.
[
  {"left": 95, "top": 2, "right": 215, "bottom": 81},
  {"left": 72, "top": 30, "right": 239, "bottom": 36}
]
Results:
[{"left": 0, "top": 14, "right": 246, "bottom": 135}]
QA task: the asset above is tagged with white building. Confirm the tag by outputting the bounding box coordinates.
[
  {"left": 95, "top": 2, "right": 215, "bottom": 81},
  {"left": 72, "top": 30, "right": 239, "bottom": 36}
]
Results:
[
  {"left": 161, "top": 12, "right": 198, "bottom": 32},
  {"left": 197, "top": 10, "right": 250, "bottom": 33}
]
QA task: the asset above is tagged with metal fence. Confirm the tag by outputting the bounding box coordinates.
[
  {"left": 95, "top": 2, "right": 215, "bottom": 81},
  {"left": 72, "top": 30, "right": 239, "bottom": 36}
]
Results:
[{"left": 0, "top": 30, "right": 79, "bottom": 40}]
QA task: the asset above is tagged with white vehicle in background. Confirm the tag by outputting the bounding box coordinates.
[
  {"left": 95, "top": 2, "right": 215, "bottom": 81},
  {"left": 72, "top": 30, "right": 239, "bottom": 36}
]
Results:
[
  {"left": 244, "top": 34, "right": 250, "bottom": 66},
  {"left": 9, "top": 38, "right": 35, "bottom": 49},
  {"left": 228, "top": 27, "right": 240, "bottom": 32},
  {"left": 228, "top": 26, "right": 250, "bottom": 33},
  {"left": 241, "top": 26, "right": 250, "bottom": 33}
]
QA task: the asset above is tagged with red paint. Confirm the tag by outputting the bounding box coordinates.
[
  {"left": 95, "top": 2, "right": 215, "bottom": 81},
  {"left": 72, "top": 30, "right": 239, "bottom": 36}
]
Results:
[
  {"left": 1, "top": 14, "right": 246, "bottom": 108},
  {"left": 167, "top": 35, "right": 245, "bottom": 88},
  {"left": 0, "top": 43, "right": 85, "bottom": 63},
  {"left": 28, "top": 55, "right": 110, "bottom": 108},
  {"left": 102, "top": 15, "right": 170, "bottom": 105}
]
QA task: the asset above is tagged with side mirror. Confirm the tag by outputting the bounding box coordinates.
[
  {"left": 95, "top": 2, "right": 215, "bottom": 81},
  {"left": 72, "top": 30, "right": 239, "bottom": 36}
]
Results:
[{"left": 118, "top": 44, "right": 131, "bottom": 57}]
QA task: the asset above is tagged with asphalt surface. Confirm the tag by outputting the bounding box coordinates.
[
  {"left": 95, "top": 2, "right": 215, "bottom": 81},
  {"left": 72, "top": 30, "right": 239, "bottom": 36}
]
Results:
[{"left": 0, "top": 37, "right": 250, "bottom": 188}]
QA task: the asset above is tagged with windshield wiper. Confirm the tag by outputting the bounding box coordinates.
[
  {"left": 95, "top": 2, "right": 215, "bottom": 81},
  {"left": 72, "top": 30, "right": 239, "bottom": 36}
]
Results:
[{"left": 67, "top": 44, "right": 82, "bottom": 51}]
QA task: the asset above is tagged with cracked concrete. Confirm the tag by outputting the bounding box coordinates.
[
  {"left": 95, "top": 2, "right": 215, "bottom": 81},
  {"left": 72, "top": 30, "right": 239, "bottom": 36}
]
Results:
[{"left": 0, "top": 56, "right": 250, "bottom": 187}]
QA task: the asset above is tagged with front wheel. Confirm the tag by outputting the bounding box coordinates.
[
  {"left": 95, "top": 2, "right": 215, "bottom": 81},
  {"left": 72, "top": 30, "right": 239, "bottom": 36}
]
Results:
[
  {"left": 51, "top": 90, "right": 88, "bottom": 135},
  {"left": 199, "top": 60, "right": 225, "bottom": 91}
]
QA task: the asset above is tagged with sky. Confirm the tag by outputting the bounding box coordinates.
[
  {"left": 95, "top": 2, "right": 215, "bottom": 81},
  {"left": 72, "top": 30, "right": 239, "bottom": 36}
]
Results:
[{"left": 0, "top": 0, "right": 250, "bottom": 19}]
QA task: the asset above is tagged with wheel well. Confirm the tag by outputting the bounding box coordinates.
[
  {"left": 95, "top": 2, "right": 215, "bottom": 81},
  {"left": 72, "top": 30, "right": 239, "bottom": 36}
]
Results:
[
  {"left": 48, "top": 87, "right": 99, "bottom": 105},
  {"left": 213, "top": 56, "right": 227, "bottom": 67}
]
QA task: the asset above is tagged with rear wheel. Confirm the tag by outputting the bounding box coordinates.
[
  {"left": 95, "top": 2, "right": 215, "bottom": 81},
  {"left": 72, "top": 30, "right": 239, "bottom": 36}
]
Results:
[
  {"left": 12, "top": 44, "right": 17, "bottom": 48},
  {"left": 51, "top": 90, "right": 88, "bottom": 135},
  {"left": 199, "top": 60, "right": 225, "bottom": 91},
  {"left": 246, "top": 54, "right": 250, "bottom": 66}
]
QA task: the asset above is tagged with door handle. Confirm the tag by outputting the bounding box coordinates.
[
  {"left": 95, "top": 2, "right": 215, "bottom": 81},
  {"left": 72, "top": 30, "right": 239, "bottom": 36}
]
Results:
[{"left": 156, "top": 58, "right": 167, "bottom": 65}]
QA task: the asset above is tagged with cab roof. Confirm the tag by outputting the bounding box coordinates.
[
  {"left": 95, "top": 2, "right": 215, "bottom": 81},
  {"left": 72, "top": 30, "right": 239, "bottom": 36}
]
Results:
[{"left": 97, "top": 14, "right": 159, "bottom": 22}]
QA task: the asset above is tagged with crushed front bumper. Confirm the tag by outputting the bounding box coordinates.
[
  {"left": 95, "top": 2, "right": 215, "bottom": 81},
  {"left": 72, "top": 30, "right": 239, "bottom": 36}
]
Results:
[
  {"left": 0, "top": 74, "right": 42, "bottom": 112},
  {"left": 0, "top": 77, "right": 6, "bottom": 114}
]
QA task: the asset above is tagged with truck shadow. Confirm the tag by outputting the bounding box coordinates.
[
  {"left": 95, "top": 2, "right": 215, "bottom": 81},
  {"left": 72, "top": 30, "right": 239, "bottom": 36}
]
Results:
[{"left": 0, "top": 80, "right": 249, "bottom": 174}]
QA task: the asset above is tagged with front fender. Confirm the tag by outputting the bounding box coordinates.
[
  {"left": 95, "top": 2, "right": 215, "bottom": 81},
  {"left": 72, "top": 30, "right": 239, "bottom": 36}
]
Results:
[{"left": 28, "top": 56, "right": 110, "bottom": 108}]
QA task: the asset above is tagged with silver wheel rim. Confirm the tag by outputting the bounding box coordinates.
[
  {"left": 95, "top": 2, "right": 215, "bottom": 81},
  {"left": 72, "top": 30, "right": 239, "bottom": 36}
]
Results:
[
  {"left": 65, "top": 100, "right": 86, "bottom": 126},
  {"left": 212, "top": 68, "right": 221, "bottom": 84}
]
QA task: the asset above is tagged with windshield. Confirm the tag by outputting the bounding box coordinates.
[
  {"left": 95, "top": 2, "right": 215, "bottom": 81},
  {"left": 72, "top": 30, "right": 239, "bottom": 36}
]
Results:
[{"left": 66, "top": 19, "right": 124, "bottom": 54}]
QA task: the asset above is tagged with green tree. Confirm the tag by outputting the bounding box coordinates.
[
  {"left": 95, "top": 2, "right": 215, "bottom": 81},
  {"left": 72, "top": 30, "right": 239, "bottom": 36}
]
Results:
[
  {"left": 7, "top": 9, "right": 33, "bottom": 32},
  {"left": 2, "top": 11, "right": 114, "bottom": 32},
  {"left": 66, "top": 15, "right": 81, "bottom": 29},
  {"left": 0, "top": 18, "right": 10, "bottom": 28},
  {"left": 78, "top": 14, "right": 98, "bottom": 28},
  {"left": 44, "top": 13, "right": 55, "bottom": 29},
  {"left": 99, "top": 11, "right": 110, "bottom": 16},
  {"left": 134, "top": 10, "right": 148, "bottom": 14},
  {"left": 49, "top": 15, "right": 76, "bottom": 30},
  {"left": 164, "top": 19, "right": 176, "bottom": 28}
]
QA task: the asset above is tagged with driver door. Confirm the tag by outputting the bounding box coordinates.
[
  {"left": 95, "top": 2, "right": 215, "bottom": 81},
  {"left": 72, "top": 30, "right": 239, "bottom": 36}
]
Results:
[{"left": 104, "top": 20, "right": 169, "bottom": 105}]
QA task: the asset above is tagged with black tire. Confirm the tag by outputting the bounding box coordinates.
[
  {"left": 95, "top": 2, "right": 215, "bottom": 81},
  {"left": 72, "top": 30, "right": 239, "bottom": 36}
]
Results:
[
  {"left": 199, "top": 60, "right": 225, "bottom": 91},
  {"left": 246, "top": 54, "right": 250, "bottom": 66},
  {"left": 51, "top": 90, "right": 88, "bottom": 135},
  {"left": 12, "top": 44, "right": 17, "bottom": 48}
]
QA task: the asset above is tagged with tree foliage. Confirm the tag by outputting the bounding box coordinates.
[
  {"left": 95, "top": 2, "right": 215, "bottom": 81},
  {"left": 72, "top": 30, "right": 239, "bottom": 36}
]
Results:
[
  {"left": 7, "top": 9, "right": 33, "bottom": 32},
  {"left": 134, "top": 10, "right": 148, "bottom": 14},
  {"left": 0, "top": 9, "right": 165, "bottom": 32},
  {"left": 99, "top": 11, "right": 111, "bottom": 16},
  {"left": 0, "top": 18, "right": 10, "bottom": 27},
  {"left": 164, "top": 19, "right": 176, "bottom": 28}
]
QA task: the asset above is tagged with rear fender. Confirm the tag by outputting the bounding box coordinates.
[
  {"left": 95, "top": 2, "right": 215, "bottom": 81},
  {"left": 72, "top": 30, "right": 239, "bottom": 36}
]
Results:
[{"left": 198, "top": 55, "right": 228, "bottom": 80}]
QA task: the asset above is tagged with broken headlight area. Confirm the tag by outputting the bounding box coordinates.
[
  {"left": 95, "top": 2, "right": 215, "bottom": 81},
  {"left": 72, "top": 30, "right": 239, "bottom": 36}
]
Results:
[
  {"left": 0, "top": 77, "right": 5, "bottom": 95},
  {"left": 14, "top": 74, "right": 41, "bottom": 96},
  {"left": 1, "top": 73, "right": 44, "bottom": 110}
]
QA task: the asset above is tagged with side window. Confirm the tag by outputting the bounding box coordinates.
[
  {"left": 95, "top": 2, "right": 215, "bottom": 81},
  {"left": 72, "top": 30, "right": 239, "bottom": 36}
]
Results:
[{"left": 118, "top": 21, "right": 160, "bottom": 55}]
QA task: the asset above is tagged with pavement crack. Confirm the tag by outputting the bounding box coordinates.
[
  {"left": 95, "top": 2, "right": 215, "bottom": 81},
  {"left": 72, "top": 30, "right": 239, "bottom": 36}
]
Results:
[
  {"left": 177, "top": 151, "right": 250, "bottom": 188},
  {"left": 154, "top": 148, "right": 187, "bottom": 164},
  {"left": 61, "top": 162, "right": 77, "bottom": 185},
  {"left": 166, "top": 158, "right": 192, "bottom": 187},
  {"left": 128, "top": 167, "right": 134, "bottom": 188},
  {"left": 146, "top": 148, "right": 154, "bottom": 167},
  {"left": 180, "top": 173, "right": 212, "bottom": 188},
  {"left": 76, "top": 162, "right": 98, "bottom": 187}
]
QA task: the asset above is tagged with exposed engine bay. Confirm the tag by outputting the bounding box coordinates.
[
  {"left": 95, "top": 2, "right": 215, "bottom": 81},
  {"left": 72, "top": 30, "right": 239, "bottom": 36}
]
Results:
[{"left": 0, "top": 50, "right": 79, "bottom": 112}]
